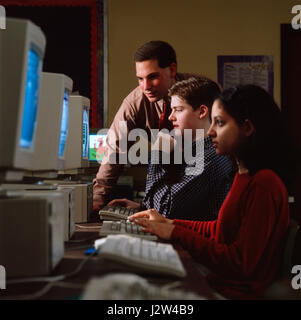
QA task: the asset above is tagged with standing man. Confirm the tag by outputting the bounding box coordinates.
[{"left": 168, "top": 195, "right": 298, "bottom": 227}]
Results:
[{"left": 93, "top": 41, "right": 205, "bottom": 210}]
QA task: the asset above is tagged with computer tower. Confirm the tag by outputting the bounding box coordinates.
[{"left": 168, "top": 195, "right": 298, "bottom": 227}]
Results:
[
  {"left": 44, "top": 180, "right": 93, "bottom": 223},
  {"left": 57, "top": 186, "right": 75, "bottom": 239},
  {"left": 0, "top": 184, "right": 72, "bottom": 241},
  {"left": 0, "top": 196, "right": 64, "bottom": 278},
  {"left": 22, "top": 189, "right": 72, "bottom": 242}
]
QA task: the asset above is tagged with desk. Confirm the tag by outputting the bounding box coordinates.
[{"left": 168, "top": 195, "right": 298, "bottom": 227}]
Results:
[{"left": 1, "top": 222, "right": 219, "bottom": 300}]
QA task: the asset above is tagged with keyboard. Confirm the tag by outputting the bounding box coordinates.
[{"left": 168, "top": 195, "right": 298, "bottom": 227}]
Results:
[
  {"left": 99, "top": 206, "right": 138, "bottom": 221},
  {"left": 99, "top": 220, "right": 158, "bottom": 241},
  {"left": 94, "top": 235, "right": 186, "bottom": 278}
]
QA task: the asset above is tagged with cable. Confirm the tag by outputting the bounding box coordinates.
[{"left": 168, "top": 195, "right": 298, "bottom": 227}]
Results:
[
  {"left": 7, "top": 253, "right": 94, "bottom": 285},
  {"left": 5, "top": 251, "right": 97, "bottom": 300},
  {"left": 75, "top": 224, "right": 101, "bottom": 229},
  {"left": 65, "top": 245, "right": 92, "bottom": 251},
  {"left": 65, "top": 235, "right": 99, "bottom": 244},
  {"left": 1, "top": 281, "right": 84, "bottom": 300}
]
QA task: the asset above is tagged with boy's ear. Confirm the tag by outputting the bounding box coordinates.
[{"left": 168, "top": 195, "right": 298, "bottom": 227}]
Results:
[
  {"left": 198, "top": 104, "right": 209, "bottom": 119},
  {"left": 243, "top": 119, "right": 255, "bottom": 137}
]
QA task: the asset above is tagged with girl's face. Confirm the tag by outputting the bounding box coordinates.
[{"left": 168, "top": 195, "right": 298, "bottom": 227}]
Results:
[{"left": 207, "top": 99, "right": 251, "bottom": 156}]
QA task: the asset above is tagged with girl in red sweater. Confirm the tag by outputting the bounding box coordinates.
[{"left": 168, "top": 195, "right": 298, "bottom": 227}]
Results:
[{"left": 129, "top": 85, "right": 296, "bottom": 299}]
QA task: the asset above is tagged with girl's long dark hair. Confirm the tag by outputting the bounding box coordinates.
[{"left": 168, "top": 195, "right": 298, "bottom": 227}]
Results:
[{"left": 219, "top": 85, "right": 298, "bottom": 192}]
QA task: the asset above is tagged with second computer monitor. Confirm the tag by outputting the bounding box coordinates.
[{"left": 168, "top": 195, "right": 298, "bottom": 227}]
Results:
[
  {"left": 33, "top": 72, "right": 73, "bottom": 171},
  {"left": 64, "top": 95, "right": 90, "bottom": 170}
]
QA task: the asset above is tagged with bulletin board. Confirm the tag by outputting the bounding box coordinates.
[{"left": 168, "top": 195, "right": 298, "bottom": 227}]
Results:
[{"left": 218, "top": 55, "right": 274, "bottom": 96}]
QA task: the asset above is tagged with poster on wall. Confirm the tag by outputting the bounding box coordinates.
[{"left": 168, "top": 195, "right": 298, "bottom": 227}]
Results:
[{"left": 217, "top": 55, "right": 274, "bottom": 96}]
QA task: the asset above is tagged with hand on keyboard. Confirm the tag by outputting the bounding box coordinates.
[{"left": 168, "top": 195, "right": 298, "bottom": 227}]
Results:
[
  {"left": 129, "top": 208, "right": 173, "bottom": 224},
  {"left": 99, "top": 220, "right": 158, "bottom": 241},
  {"left": 131, "top": 217, "right": 175, "bottom": 241},
  {"left": 94, "top": 235, "right": 186, "bottom": 278},
  {"left": 99, "top": 205, "right": 139, "bottom": 221},
  {"left": 107, "top": 199, "right": 141, "bottom": 210}
]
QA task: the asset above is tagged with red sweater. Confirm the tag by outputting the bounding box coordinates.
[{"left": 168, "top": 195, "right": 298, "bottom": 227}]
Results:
[{"left": 171, "top": 169, "right": 289, "bottom": 299}]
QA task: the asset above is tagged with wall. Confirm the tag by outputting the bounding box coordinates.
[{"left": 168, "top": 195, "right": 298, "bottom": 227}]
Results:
[{"left": 107, "top": 0, "right": 297, "bottom": 125}]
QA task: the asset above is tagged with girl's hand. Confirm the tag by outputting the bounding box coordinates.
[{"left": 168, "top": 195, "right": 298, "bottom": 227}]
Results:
[
  {"left": 134, "top": 219, "right": 175, "bottom": 240},
  {"left": 129, "top": 208, "right": 173, "bottom": 224}
]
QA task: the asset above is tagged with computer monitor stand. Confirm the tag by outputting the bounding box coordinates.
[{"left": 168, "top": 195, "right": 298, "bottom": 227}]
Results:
[{"left": 0, "top": 169, "right": 24, "bottom": 183}]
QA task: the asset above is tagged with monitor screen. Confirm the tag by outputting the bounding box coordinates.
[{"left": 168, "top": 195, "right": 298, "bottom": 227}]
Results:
[
  {"left": 19, "top": 46, "right": 42, "bottom": 149},
  {"left": 58, "top": 89, "right": 70, "bottom": 158},
  {"left": 82, "top": 108, "right": 89, "bottom": 159},
  {"left": 89, "top": 133, "right": 107, "bottom": 163}
]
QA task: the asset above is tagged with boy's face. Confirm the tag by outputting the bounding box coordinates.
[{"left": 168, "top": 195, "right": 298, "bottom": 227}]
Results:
[
  {"left": 136, "top": 59, "right": 176, "bottom": 102},
  {"left": 169, "top": 95, "right": 202, "bottom": 136}
]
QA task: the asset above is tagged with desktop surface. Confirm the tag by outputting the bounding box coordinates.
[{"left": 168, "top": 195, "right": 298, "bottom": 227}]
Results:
[{"left": 2, "top": 222, "right": 218, "bottom": 300}]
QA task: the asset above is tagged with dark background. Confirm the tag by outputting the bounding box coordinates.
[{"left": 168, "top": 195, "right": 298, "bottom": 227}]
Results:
[{"left": 6, "top": 6, "right": 91, "bottom": 101}]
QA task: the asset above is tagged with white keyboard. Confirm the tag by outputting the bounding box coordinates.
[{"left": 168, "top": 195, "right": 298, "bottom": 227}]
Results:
[
  {"left": 99, "top": 220, "right": 158, "bottom": 241},
  {"left": 99, "top": 206, "right": 138, "bottom": 221},
  {"left": 94, "top": 235, "right": 186, "bottom": 278}
]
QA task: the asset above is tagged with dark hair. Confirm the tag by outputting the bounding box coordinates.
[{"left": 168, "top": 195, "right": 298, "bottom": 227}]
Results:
[
  {"left": 134, "top": 41, "right": 177, "bottom": 68},
  {"left": 168, "top": 77, "right": 221, "bottom": 115},
  {"left": 218, "top": 85, "right": 297, "bottom": 191}
]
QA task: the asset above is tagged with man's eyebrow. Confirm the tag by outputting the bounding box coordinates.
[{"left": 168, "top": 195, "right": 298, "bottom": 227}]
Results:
[{"left": 136, "top": 72, "right": 160, "bottom": 79}]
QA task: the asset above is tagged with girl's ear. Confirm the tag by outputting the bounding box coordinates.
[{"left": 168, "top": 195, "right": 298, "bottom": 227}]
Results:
[{"left": 243, "top": 119, "right": 255, "bottom": 137}]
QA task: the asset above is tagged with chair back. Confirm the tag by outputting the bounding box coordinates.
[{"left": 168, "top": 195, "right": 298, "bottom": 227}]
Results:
[{"left": 282, "top": 218, "right": 300, "bottom": 278}]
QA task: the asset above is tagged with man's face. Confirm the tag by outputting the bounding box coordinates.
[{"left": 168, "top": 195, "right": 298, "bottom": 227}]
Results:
[{"left": 136, "top": 59, "right": 177, "bottom": 102}]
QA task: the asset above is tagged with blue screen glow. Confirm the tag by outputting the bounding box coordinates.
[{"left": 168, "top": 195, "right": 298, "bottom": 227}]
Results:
[
  {"left": 20, "top": 48, "right": 41, "bottom": 149},
  {"left": 82, "top": 108, "right": 89, "bottom": 158},
  {"left": 58, "top": 90, "right": 69, "bottom": 157}
]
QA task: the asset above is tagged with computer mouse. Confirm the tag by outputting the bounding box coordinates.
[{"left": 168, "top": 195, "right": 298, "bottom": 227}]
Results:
[
  {"left": 81, "top": 273, "right": 149, "bottom": 300},
  {"left": 81, "top": 273, "right": 204, "bottom": 300}
]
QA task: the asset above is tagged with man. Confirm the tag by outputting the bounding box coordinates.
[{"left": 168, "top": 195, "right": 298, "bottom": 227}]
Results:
[
  {"left": 93, "top": 41, "right": 201, "bottom": 210},
  {"left": 108, "top": 77, "right": 232, "bottom": 220}
]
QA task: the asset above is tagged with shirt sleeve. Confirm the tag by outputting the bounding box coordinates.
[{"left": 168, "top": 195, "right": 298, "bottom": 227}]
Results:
[
  {"left": 173, "top": 219, "right": 217, "bottom": 239},
  {"left": 171, "top": 184, "right": 288, "bottom": 278},
  {"left": 93, "top": 98, "right": 138, "bottom": 210}
]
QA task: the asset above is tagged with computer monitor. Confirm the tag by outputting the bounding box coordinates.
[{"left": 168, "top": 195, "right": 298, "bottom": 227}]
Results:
[
  {"left": 89, "top": 128, "right": 108, "bottom": 167},
  {"left": 0, "top": 18, "right": 46, "bottom": 171},
  {"left": 32, "top": 72, "right": 73, "bottom": 171},
  {"left": 64, "top": 95, "right": 90, "bottom": 170}
]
